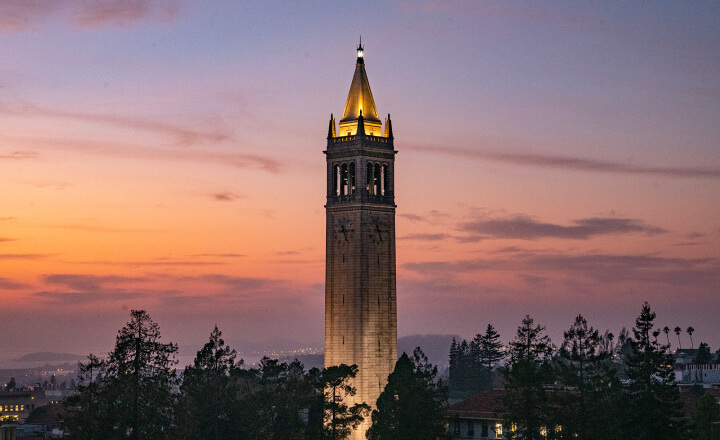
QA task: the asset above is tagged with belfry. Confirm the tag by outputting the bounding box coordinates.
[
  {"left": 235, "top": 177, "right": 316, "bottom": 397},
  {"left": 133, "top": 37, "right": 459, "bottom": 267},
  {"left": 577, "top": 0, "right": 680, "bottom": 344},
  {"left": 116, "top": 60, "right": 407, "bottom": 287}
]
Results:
[{"left": 324, "top": 41, "right": 398, "bottom": 439}]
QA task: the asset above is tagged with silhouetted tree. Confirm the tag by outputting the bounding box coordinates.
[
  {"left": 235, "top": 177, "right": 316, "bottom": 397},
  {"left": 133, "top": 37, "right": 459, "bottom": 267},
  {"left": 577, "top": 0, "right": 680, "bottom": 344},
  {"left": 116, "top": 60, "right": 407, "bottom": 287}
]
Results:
[
  {"left": 367, "top": 348, "right": 448, "bottom": 440},
  {"left": 66, "top": 311, "right": 178, "bottom": 440},
  {"left": 663, "top": 326, "right": 670, "bottom": 346},
  {"left": 474, "top": 324, "right": 504, "bottom": 386},
  {"left": 652, "top": 329, "right": 661, "bottom": 344},
  {"left": 624, "top": 303, "right": 682, "bottom": 440},
  {"left": 175, "top": 326, "right": 241, "bottom": 440},
  {"left": 695, "top": 343, "right": 712, "bottom": 365},
  {"left": 5, "top": 378, "right": 15, "bottom": 391},
  {"left": 504, "top": 315, "right": 554, "bottom": 440},
  {"left": 674, "top": 326, "right": 682, "bottom": 349},
  {"left": 689, "top": 393, "right": 720, "bottom": 440},
  {"left": 687, "top": 326, "right": 695, "bottom": 349},
  {"left": 306, "top": 364, "right": 370, "bottom": 440},
  {"left": 65, "top": 355, "right": 107, "bottom": 440}
]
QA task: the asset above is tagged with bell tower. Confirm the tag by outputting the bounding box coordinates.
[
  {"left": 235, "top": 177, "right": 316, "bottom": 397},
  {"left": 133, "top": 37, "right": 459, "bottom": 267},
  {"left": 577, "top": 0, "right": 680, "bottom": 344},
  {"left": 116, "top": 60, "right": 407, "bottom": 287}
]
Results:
[{"left": 324, "top": 41, "right": 398, "bottom": 439}]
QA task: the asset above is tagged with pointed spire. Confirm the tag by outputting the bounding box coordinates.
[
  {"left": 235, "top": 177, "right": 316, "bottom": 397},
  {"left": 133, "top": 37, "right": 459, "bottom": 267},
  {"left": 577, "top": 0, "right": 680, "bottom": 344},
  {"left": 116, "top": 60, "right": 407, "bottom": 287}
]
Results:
[
  {"left": 327, "top": 113, "right": 336, "bottom": 139},
  {"left": 356, "top": 109, "right": 365, "bottom": 136},
  {"left": 340, "top": 42, "right": 381, "bottom": 136},
  {"left": 384, "top": 113, "right": 393, "bottom": 139}
]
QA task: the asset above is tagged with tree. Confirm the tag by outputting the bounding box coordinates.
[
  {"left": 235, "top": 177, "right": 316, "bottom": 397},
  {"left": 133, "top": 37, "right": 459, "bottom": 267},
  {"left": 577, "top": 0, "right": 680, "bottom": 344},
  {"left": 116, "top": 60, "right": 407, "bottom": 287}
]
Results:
[
  {"left": 652, "top": 330, "right": 661, "bottom": 344},
  {"left": 689, "top": 393, "right": 720, "bottom": 440},
  {"left": 366, "top": 348, "right": 448, "bottom": 440},
  {"left": 66, "top": 310, "right": 178, "bottom": 440},
  {"left": 674, "top": 326, "right": 682, "bottom": 349},
  {"left": 695, "top": 343, "right": 712, "bottom": 365},
  {"left": 687, "top": 326, "right": 695, "bottom": 349},
  {"left": 663, "top": 326, "right": 670, "bottom": 346},
  {"left": 176, "top": 326, "right": 241, "bottom": 440},
  {"left": 624, "top": 303, "right": 682, "bottom": 440},
  {"left": 555, "top": 315, "right": 602, "bottom": 439},
  {"left": 5, "top": 378, "right": 15, "bottom": 391},
  {"left": 306, "top": 364, "right": 370, "bottom": 440},
  {"left": 475, "top": 324, "right": 504, "bottom": 382},
  {"left": 64, "top": 355, "right": 108, "bottom": 440},
  {"left": 504, "top": 315, "right": 554, "bottom": 440},
  {"left": 448, "top": 337, "right": 482, "bottom": 397}
]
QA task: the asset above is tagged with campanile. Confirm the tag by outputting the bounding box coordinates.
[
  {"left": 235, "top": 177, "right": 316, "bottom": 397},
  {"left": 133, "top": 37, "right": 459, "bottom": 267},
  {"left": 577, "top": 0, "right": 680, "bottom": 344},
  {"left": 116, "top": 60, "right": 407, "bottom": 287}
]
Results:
[{"left": 324, "top": 41, "right": 398, "bottom": 439}]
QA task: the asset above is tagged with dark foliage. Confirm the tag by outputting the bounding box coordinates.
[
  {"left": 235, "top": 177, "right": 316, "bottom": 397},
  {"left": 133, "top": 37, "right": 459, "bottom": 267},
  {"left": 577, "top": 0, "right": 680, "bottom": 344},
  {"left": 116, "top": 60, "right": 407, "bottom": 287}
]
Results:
[{"left": 367, "top": 348, "right": 447, "bottom": 440}]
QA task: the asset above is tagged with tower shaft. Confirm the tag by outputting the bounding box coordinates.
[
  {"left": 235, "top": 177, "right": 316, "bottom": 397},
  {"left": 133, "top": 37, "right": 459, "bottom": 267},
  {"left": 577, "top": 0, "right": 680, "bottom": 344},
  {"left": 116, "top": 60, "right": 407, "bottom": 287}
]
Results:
[{"left": 324, "top": 43, "right": 397, "bottom": 440}]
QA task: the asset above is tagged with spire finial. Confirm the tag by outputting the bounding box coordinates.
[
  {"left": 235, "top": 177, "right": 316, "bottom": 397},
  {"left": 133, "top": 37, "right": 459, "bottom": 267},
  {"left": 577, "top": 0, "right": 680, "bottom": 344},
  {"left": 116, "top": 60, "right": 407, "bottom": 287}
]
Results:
[
  {"left": 384, "top": 113, "right": 393, "bottom": 139},
  {"left": 328, "top": 113, "right": 336, "bottom": 139},
  {"left": 356, "top": 36, "right": 364, "bottom": 64},
  {"left": 356, "top": 109, "right": 365, "bottom": 136}
]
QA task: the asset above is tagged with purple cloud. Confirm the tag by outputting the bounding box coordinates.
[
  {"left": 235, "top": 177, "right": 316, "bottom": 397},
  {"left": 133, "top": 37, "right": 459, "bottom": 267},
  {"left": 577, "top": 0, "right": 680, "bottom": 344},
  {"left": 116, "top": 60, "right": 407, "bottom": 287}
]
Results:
[
  {"left": 460, "top": 215, "right": 666, "bottom": 240},
  {"left": 0, "top": 0, "right": 178, "bottom": 32},
  {"left": 399, "top": 233, "right": 451, "bottom": 241},
  {"left": 415, "top": 145, "right": 720, "bottom": 179},
  {"left": 212, "top": 192, "right": 242, "bottom": 202}
]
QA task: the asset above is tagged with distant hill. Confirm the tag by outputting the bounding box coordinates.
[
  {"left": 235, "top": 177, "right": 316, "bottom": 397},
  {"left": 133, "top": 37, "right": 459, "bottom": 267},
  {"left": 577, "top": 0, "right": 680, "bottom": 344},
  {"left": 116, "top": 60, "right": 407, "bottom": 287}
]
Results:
[
  {"left": 275, "top": 335, "right": 457, "bottom": 374},
  {"left": 14, "top": 352, "right": 85, "bottom": 362}
]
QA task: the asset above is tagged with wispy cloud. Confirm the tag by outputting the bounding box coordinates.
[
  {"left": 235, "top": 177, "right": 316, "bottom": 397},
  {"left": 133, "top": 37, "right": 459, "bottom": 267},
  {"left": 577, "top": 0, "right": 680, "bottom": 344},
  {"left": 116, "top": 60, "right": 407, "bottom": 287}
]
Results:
[
  {"left": 190, "top": 253, "right": 245, "bottom": 259},
  {"left": 0, "top": 253, "right": 52, "bottom": 260},
  {"left": 72, "top": 0, "right": 178, "bottom": 29},
  {"left": 4, "top": 103, "right": 230, "bottom": 147},
  {"left": 460, "top": 215, "right": 666, "bottom": 240},
  {"left": 404, "top": 252, "right": 719, "bottom": 287},
  {"left": 399, "top": 233, "right": 451, "bottom": 241},
  {"left": 415, "top": 145, "right": 720, "bottom": 179},
  {"left": 0, "top": 238, "right": 16, "bottom": 244},
  {"left": 0, "top": 151, "right": 38, "bottom": 160},
  {"left": 212, "top": 192, "right": 242, "bottom": 202},
  {"left": 0, "top": 277, "right": 26, "bottom": 290},
  {"left": 44, "top": 274, "right": 148, "bottom": 292},
  {"left": 6, "top": 134, "right": 281, "bottom": 173},
  {"left": 0, "top": 0, "right": 178, "bottom": 32}
]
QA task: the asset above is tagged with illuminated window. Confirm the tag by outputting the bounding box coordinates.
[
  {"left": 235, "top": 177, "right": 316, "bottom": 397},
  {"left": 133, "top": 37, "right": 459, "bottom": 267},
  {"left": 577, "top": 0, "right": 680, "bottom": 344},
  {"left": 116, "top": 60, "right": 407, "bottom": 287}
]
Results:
[
  {"left": 540, "top": 426, "right": 547, "bottom": 438},
  {"left": 495, "top": 423, "right": 503, "bottom": 438}
]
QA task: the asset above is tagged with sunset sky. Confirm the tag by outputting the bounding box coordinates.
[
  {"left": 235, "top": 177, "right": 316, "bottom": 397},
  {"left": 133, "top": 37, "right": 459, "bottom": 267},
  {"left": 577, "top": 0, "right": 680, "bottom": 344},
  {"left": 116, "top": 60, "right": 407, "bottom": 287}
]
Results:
[{"left": 1, "top": 1, "right": 719, "bottom": 361}]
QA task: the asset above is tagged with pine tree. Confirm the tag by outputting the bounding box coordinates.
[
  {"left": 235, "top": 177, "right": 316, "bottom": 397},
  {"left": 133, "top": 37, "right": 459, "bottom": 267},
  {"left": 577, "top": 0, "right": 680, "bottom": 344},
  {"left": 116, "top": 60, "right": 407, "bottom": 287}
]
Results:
[
  {"left": 504, "top": 315, "right": 553, "bottom": 440},
  {"left": 689, "top": 393, "right": 720, "bottom": 440},
  {"left": 366, "top": 348, "right": 448, "bottom": 440},
  {"left": 476, "top": 324, "right": 504, "bottom": 371},
  {"left": 65, "top": 310, "right": 178, "bottom": 440},
  {"left": 624, "top": 302, "right": 682, "bottom": 440},
  {"left": 554, "top": 315, "right": 623, "bottom": 440},
  {"left": 305, "top": 364, "right": 370, "bottom": 440},
  {"left": 176, "top": 326, "right": 241, "bottom": 440}
]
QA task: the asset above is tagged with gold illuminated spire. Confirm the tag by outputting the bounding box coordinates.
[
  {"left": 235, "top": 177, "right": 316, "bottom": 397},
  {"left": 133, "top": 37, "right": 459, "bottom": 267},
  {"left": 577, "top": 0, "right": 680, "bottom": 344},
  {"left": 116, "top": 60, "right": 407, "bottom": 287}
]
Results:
[{"left": 339, "top": 39, "right": 382, "bottom": 136}]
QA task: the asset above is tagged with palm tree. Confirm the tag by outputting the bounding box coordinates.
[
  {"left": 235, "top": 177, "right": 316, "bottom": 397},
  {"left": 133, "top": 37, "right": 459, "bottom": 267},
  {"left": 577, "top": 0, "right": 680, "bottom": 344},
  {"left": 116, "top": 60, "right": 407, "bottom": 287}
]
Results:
[
  {"left": 652, "top": 330, "right": 660, "bottom": 345},
  {"left": 663, "top": 326, "right": 670, "bottom": 346},
  {"left": 674, "top": 326, "right": 682, "bottom": 349},
  {"left": 686, "top": 327, "right": 694, "bottom": 349}
]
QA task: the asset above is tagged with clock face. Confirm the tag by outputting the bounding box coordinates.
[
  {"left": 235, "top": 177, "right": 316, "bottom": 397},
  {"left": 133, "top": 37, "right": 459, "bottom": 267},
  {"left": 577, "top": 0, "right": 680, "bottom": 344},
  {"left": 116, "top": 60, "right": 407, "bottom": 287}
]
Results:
[
  {"left": 369, "top": 217, "right": 387, "bottom": 244},
  {"left": 336, "top": 217, "right": 354, "bottom": 243}
]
